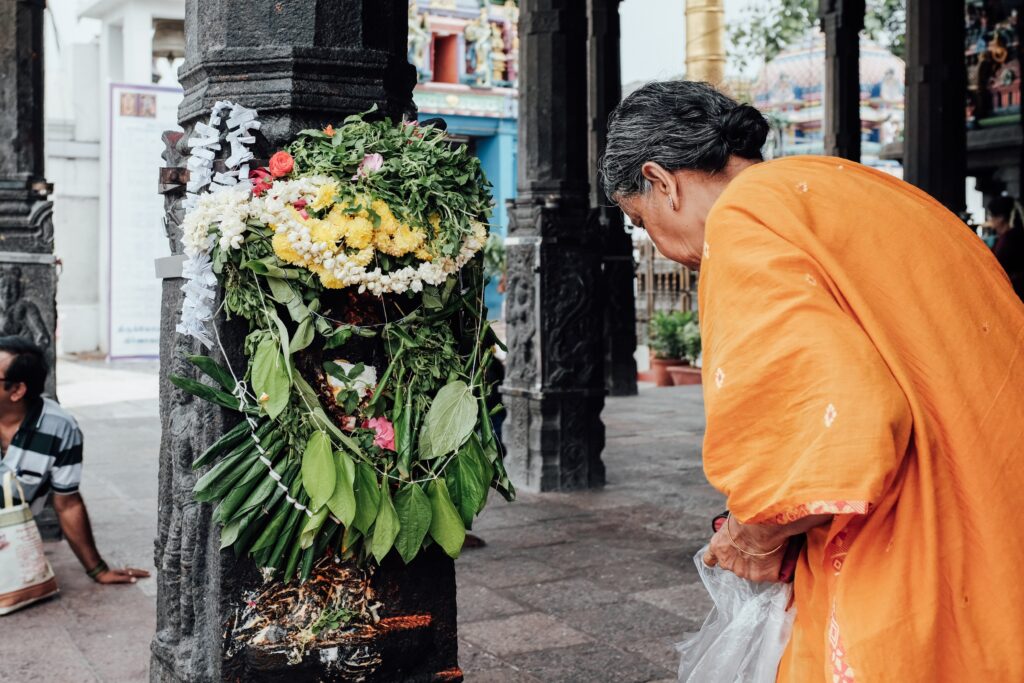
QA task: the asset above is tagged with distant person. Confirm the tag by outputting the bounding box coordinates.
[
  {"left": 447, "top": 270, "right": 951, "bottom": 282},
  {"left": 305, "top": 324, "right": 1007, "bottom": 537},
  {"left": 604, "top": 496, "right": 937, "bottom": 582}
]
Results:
[
  {"left": 601, "top": 80, "right": 1024, "bottom": 681},
  {"left": 0, "top": 337, "right": 148, "bottom": 585},
  {"left": 987, "top": 194, "right": 1024, "bottom": 299}
]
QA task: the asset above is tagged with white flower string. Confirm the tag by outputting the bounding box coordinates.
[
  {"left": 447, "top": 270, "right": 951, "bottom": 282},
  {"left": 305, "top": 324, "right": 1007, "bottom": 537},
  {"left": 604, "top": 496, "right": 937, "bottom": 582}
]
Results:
[{"left": 177, "top": 102, "right": 261, "bottom": 347}]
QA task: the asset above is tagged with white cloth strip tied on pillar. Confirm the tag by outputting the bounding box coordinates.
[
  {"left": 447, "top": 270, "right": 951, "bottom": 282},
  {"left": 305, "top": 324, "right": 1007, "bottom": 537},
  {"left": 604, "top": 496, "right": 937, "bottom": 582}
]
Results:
[{"left": 176, "top": 101, "right": 261, "bottom": 348}]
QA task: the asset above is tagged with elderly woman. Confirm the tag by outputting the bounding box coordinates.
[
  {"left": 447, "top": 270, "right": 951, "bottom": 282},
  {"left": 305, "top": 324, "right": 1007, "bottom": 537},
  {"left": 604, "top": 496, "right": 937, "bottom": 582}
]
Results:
[{"left": 601, "top": 81, "right": 1024, "bottom": 681}]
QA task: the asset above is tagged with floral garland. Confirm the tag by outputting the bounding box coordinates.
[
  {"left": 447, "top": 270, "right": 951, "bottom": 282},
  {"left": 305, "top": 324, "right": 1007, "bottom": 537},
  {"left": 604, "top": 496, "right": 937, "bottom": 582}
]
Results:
[
  {"left": 177, "top": 101, "right": 260, "bottom": 347},
  {"left": 171, "top": 108, "right": 512, "bottom": 583}
]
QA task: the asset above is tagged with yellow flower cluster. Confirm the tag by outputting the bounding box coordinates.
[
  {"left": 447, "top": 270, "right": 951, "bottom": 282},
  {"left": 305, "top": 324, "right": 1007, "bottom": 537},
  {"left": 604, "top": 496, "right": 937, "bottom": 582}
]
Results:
[{"left": 272, "top": 193, "right": 437, "bottom": 288}]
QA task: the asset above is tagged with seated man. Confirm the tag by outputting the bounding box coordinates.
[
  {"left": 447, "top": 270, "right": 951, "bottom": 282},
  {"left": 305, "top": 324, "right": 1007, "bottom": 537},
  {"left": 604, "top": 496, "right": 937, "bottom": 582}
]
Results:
[{"left": 0, "top": 336, "right": 148, "bottom": 585}]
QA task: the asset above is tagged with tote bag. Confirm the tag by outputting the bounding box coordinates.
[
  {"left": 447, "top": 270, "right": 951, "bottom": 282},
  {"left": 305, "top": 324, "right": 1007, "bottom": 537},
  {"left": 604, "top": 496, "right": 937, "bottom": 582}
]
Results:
[{"left": 0, "top": 471, "right": 58, "bottom": 615}]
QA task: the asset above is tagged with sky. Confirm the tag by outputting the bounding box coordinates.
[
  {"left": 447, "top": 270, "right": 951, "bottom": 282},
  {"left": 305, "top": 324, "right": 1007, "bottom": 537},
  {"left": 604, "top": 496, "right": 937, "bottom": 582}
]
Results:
[{"left": 619, "top": 0, "right": 761, "bottom": 86}]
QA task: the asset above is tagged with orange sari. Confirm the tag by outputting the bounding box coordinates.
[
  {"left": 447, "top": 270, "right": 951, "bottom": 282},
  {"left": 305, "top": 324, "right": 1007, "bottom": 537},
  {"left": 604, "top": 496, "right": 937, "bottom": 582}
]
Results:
[{"left": 699, "top": 156, "right": 1024, "bottom": 681}]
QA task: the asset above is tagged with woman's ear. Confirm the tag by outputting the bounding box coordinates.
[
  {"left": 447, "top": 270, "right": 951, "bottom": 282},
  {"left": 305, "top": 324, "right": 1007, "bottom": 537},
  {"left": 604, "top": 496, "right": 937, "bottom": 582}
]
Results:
[{"left": 641, "top": 161, "right": 681, "bottom": 212}]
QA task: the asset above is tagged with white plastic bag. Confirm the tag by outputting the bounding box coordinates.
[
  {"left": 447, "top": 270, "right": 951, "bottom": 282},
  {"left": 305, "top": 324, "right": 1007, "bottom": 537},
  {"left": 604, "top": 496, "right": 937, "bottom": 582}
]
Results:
[
  {"left": 0, "top": 472, "right": 59, "bottom": 615},
  {"left": 677, "top": 545, "right": 795, "bottom": 683}
]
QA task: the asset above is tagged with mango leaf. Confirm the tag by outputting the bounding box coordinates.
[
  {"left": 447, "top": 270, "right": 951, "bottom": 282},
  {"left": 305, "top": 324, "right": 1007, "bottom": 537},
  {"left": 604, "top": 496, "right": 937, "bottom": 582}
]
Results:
[
  {"left": 169, "top": 375, "right": 241, "bottom": 411},
  {"left": 220, "top": 518, "right": 242, "bottom": 549},
  {"left": 352, "top": 463, "right": 381, "bottom": 534},
  {"left": 422, "top": 381, "right": 478, "bottom": 459},
  {"left": 428, "top": 479, "right": 466, "bottom": 559},
  {"left": 299, "top": 506, "right": 330, "bottom": 550},
  {"left": 187, "top": 355, "right": 235, "bottom": 391},
  {"left": 394, "top": 484, "right": 432, "bottom": 564},
  {"left": 251, "top": 338, "right": 290, "bottom": 419},
  {"left": 242, "top": 257, "right": 302, "bottom": 279},
  {"left": 325, "top": 450, "right": 356, "bottom": 526},
  {"left": 301, "top": 431, "right": 336, "bottom": 512},
  {"left": 371, "top": 483, "right": 400, "bottom": 563},
  {"left": 266, "top": 276, "right": 311, "bottom": 324},
  {"left": 289, "top": 316, "right": 314, "bottom": 353}
]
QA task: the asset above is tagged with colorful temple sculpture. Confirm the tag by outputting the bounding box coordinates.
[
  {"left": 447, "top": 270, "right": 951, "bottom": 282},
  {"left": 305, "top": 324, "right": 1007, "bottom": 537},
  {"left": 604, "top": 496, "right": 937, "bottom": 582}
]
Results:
[
  {"left": 409, "top": 0, "right": 519, "bottom": 316},
  {"left": 753, "top": 33, "right": 905, "bottom": 170}
]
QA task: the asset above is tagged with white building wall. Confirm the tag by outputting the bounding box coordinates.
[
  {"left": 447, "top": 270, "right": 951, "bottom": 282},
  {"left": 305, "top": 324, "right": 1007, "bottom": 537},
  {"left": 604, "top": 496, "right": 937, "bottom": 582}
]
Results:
[{"left": 44, "top": 0, "right": 184, "bottom": 355}]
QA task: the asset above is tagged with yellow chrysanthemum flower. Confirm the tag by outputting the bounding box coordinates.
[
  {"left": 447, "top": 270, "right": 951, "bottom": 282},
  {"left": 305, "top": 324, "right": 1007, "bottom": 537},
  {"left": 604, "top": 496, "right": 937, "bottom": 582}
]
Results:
[
  {"left": 392, "top": 224, "right": 426, "bottom": 256},
  {"left": 349, "top": 247, "right": 375, "bottom": 268},
  {"left": 272, "top": 230, "right": 303, "bottom": 265},
  {"left": 414, "top": 247, "right": 434, "bottom": 262},
  {"left": 345, "top": 216, "right": 375, "bottom": 250},
  {"left": 311, "top": 182, "right": 339, "bottom": 211},
  {"left": 314, "top": 265, "right": 346, "bottom": 289},
  {"left": 428, "top": 213, "right": 441, "bottom": 235}
]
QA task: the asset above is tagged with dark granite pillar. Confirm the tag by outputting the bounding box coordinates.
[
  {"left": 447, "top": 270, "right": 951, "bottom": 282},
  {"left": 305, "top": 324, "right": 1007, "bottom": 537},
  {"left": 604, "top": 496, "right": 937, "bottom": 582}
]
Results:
[
  {"left": 152, "top": 2, "right": 460, "bottom": 681},
  {"left": 502, "top": 0, "right": 606, "bottom": 491},
  {"left": 904, "top": 0, "right": 967, "bottom": 213},
  {"left": 0, "top": 0, "right": 60, "bottom": 541},
  {"left": 0, "top": 0, "right": 57, "bottom": 387},
  {"left": 819, "top": 0, "right": 864, "bottom": 161},
  {"left": 588, "top": 0, "right": 637, "bottom": 398}
]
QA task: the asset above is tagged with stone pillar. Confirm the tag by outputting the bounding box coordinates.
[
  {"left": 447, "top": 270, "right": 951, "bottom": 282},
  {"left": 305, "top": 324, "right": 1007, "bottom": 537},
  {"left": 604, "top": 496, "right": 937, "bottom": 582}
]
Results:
[
  {"left": 152, "top": 3, "right": 460, "bottom": 681},
  {"left": 0, "top": 0, "right": 57, "bottom": 382},
  {"left": 819, "top": 0, "right": 864, "bottom": 160},
  {"left": 904, "top": 0, "right": 966, "bottom": 214},
  {"left": 588, "top": 0, "right": 637, "bottom": 397},
  {"left": 0, "top": 0, "right": 59, "bottom": 540},
  {"left": 685, "top": 0, "right": 726, "bottom": 85},
  {"left": 503, "top": 0, "right": 606, "bottom": 492}
]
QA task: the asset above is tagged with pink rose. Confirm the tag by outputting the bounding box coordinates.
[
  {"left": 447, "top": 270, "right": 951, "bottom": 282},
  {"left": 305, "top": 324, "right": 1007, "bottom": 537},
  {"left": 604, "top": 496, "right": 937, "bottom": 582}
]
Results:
[
  {"left": 366, "top": 416, "right": 396, "bottom": 451},
  {"left": 353, "top": 153, "right": 384, "bottom": 180}
]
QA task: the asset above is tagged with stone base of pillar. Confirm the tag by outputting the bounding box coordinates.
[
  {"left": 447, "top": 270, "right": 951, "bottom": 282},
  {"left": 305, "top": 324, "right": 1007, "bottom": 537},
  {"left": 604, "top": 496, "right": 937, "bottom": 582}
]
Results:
[
  {"left": 503, "top": 393, "right": 606, "bottom": 492},
  {"left": 502, "top": 196, "right": 607, "bottom": 492}
]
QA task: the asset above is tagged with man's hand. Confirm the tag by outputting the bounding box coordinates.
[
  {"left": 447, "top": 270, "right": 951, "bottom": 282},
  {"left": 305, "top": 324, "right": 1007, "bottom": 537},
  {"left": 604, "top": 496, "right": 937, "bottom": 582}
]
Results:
[{"left": 94, "top": 567, "right": 151, "bottom": 584}]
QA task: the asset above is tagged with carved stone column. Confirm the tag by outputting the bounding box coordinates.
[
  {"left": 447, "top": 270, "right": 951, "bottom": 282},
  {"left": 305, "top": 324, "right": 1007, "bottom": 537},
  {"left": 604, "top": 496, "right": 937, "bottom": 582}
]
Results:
[
  {"left": 0, "top": 0, "right": 57, "bottom": 386},
  {"left": 503, "top": 0, "right": 606, "bottom": 491},
  {"left": 0, "top": 0, "right": 59, "bottom": 540},
  {"left": 904, "top": 0, "right": 966, "bottom": 213},
  {"left": 819, "top": 0, "right": 864, "bottom": 161},
  {"left": 152, "top": 3, "right": 461, "bottom": 681},
  {"left": 588, "top": 0, "right": 637, "bottom": 397}
]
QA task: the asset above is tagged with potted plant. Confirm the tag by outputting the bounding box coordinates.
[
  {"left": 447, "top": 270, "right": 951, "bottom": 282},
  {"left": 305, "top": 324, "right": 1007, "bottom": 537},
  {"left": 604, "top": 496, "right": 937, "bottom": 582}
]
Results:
[
  {"left": 648, "top": 311, "right": 689, "bottom": 386},
  {"left": 667, "top": 316, "right": 702, "bottom": 386}
]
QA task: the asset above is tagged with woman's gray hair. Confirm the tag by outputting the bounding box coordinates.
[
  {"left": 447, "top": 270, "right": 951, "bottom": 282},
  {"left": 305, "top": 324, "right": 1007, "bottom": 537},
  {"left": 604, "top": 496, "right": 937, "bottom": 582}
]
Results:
[{"left": 600, "top": 80, "right": 769, "bottom": 200}]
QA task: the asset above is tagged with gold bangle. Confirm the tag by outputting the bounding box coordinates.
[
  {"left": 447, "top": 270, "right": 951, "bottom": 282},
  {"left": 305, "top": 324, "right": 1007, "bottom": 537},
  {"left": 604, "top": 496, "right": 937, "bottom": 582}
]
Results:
[{"left": 726, "top": 515, "right": 785, "bottom": 557}]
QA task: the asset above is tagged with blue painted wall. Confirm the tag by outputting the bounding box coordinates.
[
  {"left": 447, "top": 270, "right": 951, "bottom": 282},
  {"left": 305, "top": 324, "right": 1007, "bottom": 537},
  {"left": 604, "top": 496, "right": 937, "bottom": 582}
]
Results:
[{"left": 419, "top": 112, "right": 517, "bottom": 318}]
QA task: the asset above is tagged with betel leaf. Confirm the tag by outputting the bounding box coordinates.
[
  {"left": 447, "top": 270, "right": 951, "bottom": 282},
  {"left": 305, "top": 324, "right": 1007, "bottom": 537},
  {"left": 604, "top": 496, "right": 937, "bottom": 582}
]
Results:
[
  {"left": 352, "top": 463, "right": 381, "bottom": 534},
  {"left": 393, "top": 484, "right": 432, "bottom": 564},
  {"left": 422, "top": 381, "right": 478, "bottom": 459},
  {"left": 325, "top": 449, "right": 356, "bottom": 526},
  {"left": 371, "top": 483, "right": 400, "bottom": 563},
  {"left": 301, "top": 431, "right": 336, "bottom": 512},
  {"left": 266, "top": 276, "right": 311, "bottom": 324},
  {"left": 251, "top": 338, "right": 290, "bottom": 419},
  {"left": 428, "top": 479, "right": 466, "bottom": 559}
]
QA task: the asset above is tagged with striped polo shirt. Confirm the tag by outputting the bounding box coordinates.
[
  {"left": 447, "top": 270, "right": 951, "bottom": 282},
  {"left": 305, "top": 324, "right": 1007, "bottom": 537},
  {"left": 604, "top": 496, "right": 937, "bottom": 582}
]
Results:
[{"left": 0, "top": 398, "right": 83, "bottom": 511}]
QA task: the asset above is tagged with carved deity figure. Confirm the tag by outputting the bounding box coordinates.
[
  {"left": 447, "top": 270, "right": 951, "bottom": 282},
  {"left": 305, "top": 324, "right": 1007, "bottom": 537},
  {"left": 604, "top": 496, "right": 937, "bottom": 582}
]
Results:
[
  {"left": 408, "top": 1, "right": 431, "bottom": 81},
  {"left": 490, "top": 23, "right": 507, "bottom": 84},
  {"left": 0, "top": 266, "right": 50, "bottom": 349},
  {"left": 464, "top": 7, "right": 494, "bottom": 87}
]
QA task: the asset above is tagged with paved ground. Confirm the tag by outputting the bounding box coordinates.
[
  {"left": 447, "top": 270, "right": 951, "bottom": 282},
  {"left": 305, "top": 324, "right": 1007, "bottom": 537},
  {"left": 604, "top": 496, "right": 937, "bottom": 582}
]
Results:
[{"left": 3, "top": 359, "right": 720, "bottom": 683}]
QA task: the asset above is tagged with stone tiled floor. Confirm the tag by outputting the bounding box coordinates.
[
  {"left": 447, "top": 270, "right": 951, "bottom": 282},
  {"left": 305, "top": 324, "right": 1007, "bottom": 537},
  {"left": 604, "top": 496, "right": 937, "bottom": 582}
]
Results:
[
  {"left": 2, "top": 360, "right": 719, "bottom": 682},
  {"left": 456, "top": 386, "right": 720, "bottom": 682}
]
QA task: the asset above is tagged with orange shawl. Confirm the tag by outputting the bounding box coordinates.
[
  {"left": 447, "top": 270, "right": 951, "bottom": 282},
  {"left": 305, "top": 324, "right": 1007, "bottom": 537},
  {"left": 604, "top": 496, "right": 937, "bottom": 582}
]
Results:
[{"left": 699, "top": 156, "right": 1024, "bottom": 681}]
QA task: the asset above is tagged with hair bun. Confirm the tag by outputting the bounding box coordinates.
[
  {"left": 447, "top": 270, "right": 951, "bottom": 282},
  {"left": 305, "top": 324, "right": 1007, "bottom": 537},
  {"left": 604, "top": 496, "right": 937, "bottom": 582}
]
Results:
[{"left": 720, "top": 104, "right": 769, "bottom": 159}]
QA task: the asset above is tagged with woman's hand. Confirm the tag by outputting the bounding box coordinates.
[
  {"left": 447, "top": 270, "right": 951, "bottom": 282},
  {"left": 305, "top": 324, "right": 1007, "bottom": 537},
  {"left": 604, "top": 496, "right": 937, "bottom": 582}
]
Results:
[{"left": 703, "top": 518, "right": 785, "bottom": 583}]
